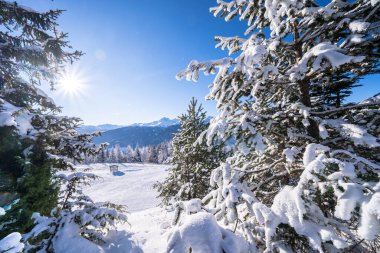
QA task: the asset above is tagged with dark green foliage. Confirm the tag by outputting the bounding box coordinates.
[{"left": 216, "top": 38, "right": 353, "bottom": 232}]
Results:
[
  {"left": 0, "top": 137, "right": 59, "bottom": 237},
  {"left": 311, "top": 72, "right": 361, "bottom": 108},
  {"left": 274, "top": 224, "right": 310, "bottom": 253},
  {"left": 0, "top": 127, "right": 23, "bottom": 178},
  {"left": 314, "top": 187, "right": 336, "bottom": 217}
]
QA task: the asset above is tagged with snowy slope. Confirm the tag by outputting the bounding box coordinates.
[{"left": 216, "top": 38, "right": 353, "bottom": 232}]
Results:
[{"left": 77, "top": 163, "right": 173, "bottom": 253}]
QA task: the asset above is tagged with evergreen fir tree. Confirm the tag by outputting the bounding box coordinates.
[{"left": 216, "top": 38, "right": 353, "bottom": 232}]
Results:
[
  {"left": 147, "top": 145, "right": 159, "bottom": 163},
  {"left": 156, "top": 98, "right": 226, "bottom": 204},
  {"left": 176, "top": 0, "right": 380, "bottom": 252},
  {"left": 125, "top": 145, "right": 134, "bottom": 163},
  {"left": 134, "top": 147, "right": 142, "bottom": 163}
]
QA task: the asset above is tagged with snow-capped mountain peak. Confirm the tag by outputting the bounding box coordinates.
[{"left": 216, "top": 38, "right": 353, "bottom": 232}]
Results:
[{"left": 130, "top": 117, "right": 179, "bottom": 127}]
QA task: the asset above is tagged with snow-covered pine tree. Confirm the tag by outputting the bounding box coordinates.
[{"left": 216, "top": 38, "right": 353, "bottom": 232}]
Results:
[
  {"left": 156, "top": 98, "right": 226, "bottom": 205},
  {"left": 147, "top": 145, "right": 159, "bottom": 163},
  {"left": 0, "top": 0, "right": 105, "bottom": 238},
  {"left": 125, "top": 145, "right": 134, "bottom": 163},
  {"left": 134, "top": 147, "right": 142, "bottom": 163},
  {"left": 176, "top": 1, "right": 380, "bottom": 252},
  {"left": 157, "top": 141, "right": 172, "bottom": 164}
]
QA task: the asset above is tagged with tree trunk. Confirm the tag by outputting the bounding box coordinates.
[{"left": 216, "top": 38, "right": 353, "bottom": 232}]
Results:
[{"left": 294, "top": 25, "right": 320, "bottom": 140}]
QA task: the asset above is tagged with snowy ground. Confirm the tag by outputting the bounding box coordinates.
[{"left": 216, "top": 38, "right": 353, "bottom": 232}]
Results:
[{"left": 77, "top": 163, "right": 173, "bottom": 253}]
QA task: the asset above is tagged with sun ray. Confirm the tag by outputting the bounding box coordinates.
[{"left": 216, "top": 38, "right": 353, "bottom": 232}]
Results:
[{"left": 57, "top": 66, "right": 87, "bottom": 98}]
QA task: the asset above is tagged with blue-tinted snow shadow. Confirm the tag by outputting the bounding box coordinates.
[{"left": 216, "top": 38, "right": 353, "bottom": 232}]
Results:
[
  {"left": 103, "top": 230, "right": 143, "bottom": 253},
  {"left": 124, "top": 169, "right": 143, "bottom": 172},
  {"left": 112, "top": 171, "right": 125, "bottom": 176}
]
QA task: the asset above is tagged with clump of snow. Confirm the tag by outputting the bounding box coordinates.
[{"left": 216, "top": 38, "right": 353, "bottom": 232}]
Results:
[
  {"left": 349, "top": 21, "right": 370, "bottom": 32},
  {"left": 0, "top": 232, "right": 24, "bottom": 253},
  {"left": 340, "top": 123, "right": 379, "bottom": 147},
  {"left": 358, "top": 192, "right": 380, "bottom": 240},
  {"left": 289, "top": 42, "right": 365, "bottom": 81},
  {"left": 184, "top": 199, "right": 202, "bottom": 215},
  {"left": 318, "top": 122, "right": 329, "bottom": 139},
  {"left": 52, "top": 219, "right": 105, "bottom": 253},
  {"left": 176, "top": 58, "right": 233, "bottom": 82},
  {"left": 303, "top": 143, "right": 329, "bottom": 167},
  {"left": 0, "top": 111, "right": 17, "bottom": 127},
  {"left": 322, "top": 119, "right": 379, "bottom": 147},
  {"left": 283, "top": 147, "right": 299, "bottom": 164},
  {"left": 334, "top": 183, "right": 363, "bottom": 220},
  {"left": 0, "top": 99, "right": 33, "bottom": 136},
  {"left": 166, "top": 212, "right": 250, "bottom": 253}
]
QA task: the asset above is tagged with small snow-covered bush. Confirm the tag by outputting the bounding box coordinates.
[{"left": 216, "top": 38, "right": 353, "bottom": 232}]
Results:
[{"left": 23, "top": 172, "right": 127, "bottom": 253}]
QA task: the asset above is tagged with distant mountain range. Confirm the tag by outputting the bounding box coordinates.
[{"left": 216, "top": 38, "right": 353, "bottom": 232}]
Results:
[
  {"left": 78, "top": 117, "right": 181, "bottom": 148},
  {"left": 77, "top": 117, "right": 180, "bottom": 134},
  {"left": 79, "top": 117, "right": 214, "bottom": 148},
  {"left": 92, "top": 124, "right": 180, "bottom": 148}
]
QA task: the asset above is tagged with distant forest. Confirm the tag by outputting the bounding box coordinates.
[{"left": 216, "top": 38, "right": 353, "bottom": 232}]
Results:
[{"left": 82, "top": 141, "right": 172, "bottom": 164}]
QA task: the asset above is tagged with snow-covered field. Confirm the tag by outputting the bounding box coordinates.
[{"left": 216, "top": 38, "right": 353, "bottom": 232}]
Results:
[{"left": 77, "top": 163, "right": 173, "bottom": 253}]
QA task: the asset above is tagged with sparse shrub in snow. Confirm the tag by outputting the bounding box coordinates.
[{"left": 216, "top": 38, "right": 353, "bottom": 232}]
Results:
[
  {"left": 177, "top": 0, "right": 380, "bottom": 252},
  {"left": 23, "top": 172, "right": 127, "bottom": 253}
]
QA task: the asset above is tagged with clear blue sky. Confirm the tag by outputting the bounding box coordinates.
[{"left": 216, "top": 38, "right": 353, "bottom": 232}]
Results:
[{"left": 19, "top": 0, "right": 379, "bottom": 125}]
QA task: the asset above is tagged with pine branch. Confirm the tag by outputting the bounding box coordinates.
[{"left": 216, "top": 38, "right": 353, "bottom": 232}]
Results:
[{"left": 311, "top": 102, "right": 380, "bottom": 116}]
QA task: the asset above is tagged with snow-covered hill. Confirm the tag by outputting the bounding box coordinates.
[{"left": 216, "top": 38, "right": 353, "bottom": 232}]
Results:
[{"left": 77, "top": 163, "right": 172, "bottom": 253}]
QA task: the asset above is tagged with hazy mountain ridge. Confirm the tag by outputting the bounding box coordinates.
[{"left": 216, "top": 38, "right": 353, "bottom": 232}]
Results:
[
  {"left": 78, "top": 117, "right": 179, "bottom": 134},
  {"left": 92, "top": 124, "right": 180, "bottom": 148},
  {"left": 80, "top": 117, "right": 214, "bottom": 148}
]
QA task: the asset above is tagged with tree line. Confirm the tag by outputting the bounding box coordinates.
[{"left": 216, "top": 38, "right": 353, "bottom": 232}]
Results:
[{"left": 82, "top": 141, "right": 172, "bottom": 164}]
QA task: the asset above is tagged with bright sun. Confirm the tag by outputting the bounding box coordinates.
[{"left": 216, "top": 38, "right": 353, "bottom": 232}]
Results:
[{"left": 57, "top": 67, "right": 86, "bottom": 97}]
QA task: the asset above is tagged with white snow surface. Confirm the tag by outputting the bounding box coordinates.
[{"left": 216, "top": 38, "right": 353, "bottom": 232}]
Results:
[{"left": 77, "top": 163, "right": 172, "bottom": 253}]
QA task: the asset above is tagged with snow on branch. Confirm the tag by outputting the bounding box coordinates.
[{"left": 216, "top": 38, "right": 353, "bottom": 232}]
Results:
[
  {"left": 176, "top": 58, "right": 233, "bottom": 82},
  {"left": 311, "top": 101, "right": 380, "bottom": 116},
  {"left": 288, "top": 42, "right": 365, "bottom": 82},
  {"left": 215, "top": 36, "right": 246, "bottom": 55}
]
